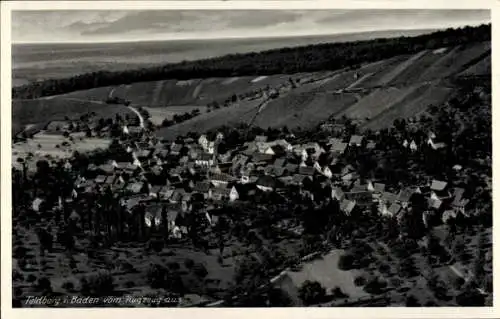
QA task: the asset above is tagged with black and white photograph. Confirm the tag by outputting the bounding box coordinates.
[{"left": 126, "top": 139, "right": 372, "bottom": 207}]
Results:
[{"left": 2, "top": 1, "right": 495, "bottom": 314}]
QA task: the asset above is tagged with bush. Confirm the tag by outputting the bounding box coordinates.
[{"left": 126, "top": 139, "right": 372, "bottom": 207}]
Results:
[
  {"left": 330, "top": 286, "right": 349, "bottom": 299},
  {"left": 80, "top": 271, "right": 114, "bottom": 296},
  {"left": 184, "top": 258, "right": 195, "bottom": 269},
  {"left": 354, "top": 275, "right": 366, "bottom": 287},
  {"left": 193, "top": 263, "right": 208, "bottom": 278},
  {"left": 167, "top": 262, "right": 181, "bottom": 271},
  {"left": 37, "top": 277, "right": 52, "bottom": 293},
  {"left": 363, "top": 277, "right": 387, "bottom": 295},
  {"left": 62, "top": 281, "right": 75, "bottom": 291},
  {"left": 454, "top": 277, "right": 465, "bottom": 290},
  {"left": 338, "top": 254, "right": 355, "bottom": 270},
  {"left": 406, "top": 295, "right": 420, "bottom": 307},
  {"left": 298, "top": 280, "right": 326, "bottom": 305},
  {"left": 147, "top": 263, "right": 168, "bottom": 289}
]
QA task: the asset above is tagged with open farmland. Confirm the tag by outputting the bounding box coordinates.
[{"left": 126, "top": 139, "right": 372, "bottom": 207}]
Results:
[
  {"left": 144, "top": 106, "right": 208, "bottom": 126},
  {"left": 48, "top": 75, "right": 293, "bottom": 107},
  {"left": 12, "top": 133, "right": 111, "bottom": 171},
  {"left": 459, "top": 53, "right": 491, "bottom": 76},
  {"left": 336, "top": 85, "right": 418, "bottom": 120},
  {"left": 363, "top": 83, "right": 454, "bottom": 130},
  {"left": 415, "top": 42, "right": 491, "bottom": 83},
  {"left": 278, "top": 249, "right": 370, "bottom": 305},
  {"left": 12, "top": 98, "right": 136, "bottom": 129}
]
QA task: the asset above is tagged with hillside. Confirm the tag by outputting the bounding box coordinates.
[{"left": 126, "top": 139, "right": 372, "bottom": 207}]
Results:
[
  {"left": 13, "top": 29, "right": 438, "bottom": 86},
  {"left": 12, "top": 41, "right": 491, "bottom": 140},
  {"left": 12, "top": 24, "right": 490, "bottom": 99},
  {"left": 155, "top": 41, "right": 490, "bottom": 139}
]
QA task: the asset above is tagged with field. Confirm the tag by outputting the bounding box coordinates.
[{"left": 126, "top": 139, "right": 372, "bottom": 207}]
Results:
[
  {"left": 144, "top": 106, "right": 208, "bottom": 126},
  {"left": 12, "top": 133, "right": 111, "bottom": 171},
  {"left": 52, "top": 75, "right": 292, "bottom": 107},
  {"left": 280, "top": 249, "right": 370, "bottom": 304}
]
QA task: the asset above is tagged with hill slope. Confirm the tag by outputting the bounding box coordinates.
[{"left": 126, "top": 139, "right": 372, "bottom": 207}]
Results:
[{"left": 12, "top": 41, "right": 491, "bottom": 140}]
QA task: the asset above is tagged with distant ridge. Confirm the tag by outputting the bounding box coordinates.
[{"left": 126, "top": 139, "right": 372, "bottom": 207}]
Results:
[{"left": 13, "top": 28, "right": 439, "bottom": 46}]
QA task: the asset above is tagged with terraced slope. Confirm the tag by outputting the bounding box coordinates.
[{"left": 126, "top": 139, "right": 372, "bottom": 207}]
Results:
[
  {"left": 13, "top": 42, "right": 491, "bottom": 140},
  {"left": 50, "top": 75, "right": 293, "bottom": 107}
]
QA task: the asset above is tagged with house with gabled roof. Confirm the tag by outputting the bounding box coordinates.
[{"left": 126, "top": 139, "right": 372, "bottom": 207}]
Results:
[
  {"left": 98, "top": 163, "right": 115, "bottom": 175},
  {"left": 256, "top": 175, "right": 279, "bottom": 192},
  {"left": 299, "top": 166, "right": 315, "bottom": 176},
  {"left": 328, "top": 138, "right": 348, "bottom": 155},
  {"left": 349, "top": 135, "right": 364, "bottom": 147},
  {"left": 126, "top": 181, "right": 144, "bottom": 194},
  {"left": 255, "top": 135, "right": 268, "bottom": 143},
  {"left": 95, "top": 175, "right": 107, "bottom": 184},
  {"left": 144, "top": 205, "right": 163, "bottom": 228},
  {"left": 194, "top": 181, "right": 212, "bottom": 199},
  {"left": 268, "top": 139, "right": 293, "bottom": 152},
  {"left": 366, "top": 141, "right": 376, "bottom": 150},
  {"left": 451, "top": 187, "right": 470, "bottom": 215},
  {"left": 284, "top": 163, "right": 298, "bottom": 174},
  {"left": 264, "top": 165, "right": 275, "bottom": 175},
  {"left": 378, "top": 191, "right": 398, "bottom": 216},
  {"left": 340, "top": 199, "right": 357, "bottom": 216},
  {"left": 149, "top": 185, "right": 164, "bottom": 198},
  {"left": 396, "top": 188, "right": 416, "bottom": 208},
  {"left": 252, "top": 153, "right": 274, "bottom": 165},
  {"left": 428, "top": 197, "right": 443, "bottom": 211},
  {"left": 167, "top": 174, "right": 183, "bottom": 187},
  {"left": 210, "top": 173, "right": 235, "bottom": 188},
  {"left": 387, "top": 203, "right": 402, "bottom": 217},
  {"left": 345, "top": 190, "right": 373, "bottom": 207},
  {"left": 409, "top": 140, "right": 418, "bottom": 152},
  {"left": 198, "top": 134, "right": 209, "bottom": 150},
  {"left": 331, "top": 187, "right": 346, "bottom": 202},
  {"left": 430, "top": 179, "right": 450, "bottom": 199},
  {"left": 159, "top": 188, "right": 174, "bottom": 201},
  {"left": 170, "top": 143, "right": 184, "bottom": 156},
  {"left": 367, "top": 181, "right": 386, "bottom": 194},
  {"left": 427, "top": 133, "right": 446, "bottom": 150},
  {"left": 322, "top": 166, "right": 333, "bottom": 179},
  {"left": 291, "top": 174, "right": 309, "bottom": 186},
  {"left": 273, "top": 158, "right": 286, "bottom": 168},
  {"left": 195, "top": 153, "right": 213, "bottom": 167}
]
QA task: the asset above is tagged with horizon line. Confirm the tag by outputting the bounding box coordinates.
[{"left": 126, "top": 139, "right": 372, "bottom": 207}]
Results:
[{"left": 11, "top": 24, "right": 486, "bottom": 46}]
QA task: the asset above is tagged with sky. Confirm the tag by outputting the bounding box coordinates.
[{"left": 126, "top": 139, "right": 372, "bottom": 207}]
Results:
[{"left": 11, "top": 9, "right": 491, "bottom": 44}]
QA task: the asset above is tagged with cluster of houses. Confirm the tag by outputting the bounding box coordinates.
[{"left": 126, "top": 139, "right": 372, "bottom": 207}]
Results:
[{"left": 33, "top": 121, "right": 470, "bottom": 241}]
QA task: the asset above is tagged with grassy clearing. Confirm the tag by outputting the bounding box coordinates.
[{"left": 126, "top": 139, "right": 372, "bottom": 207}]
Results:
[
  {"left": 12, "top": 133, "right": 111, "bottom": 169},
  {"left": 286, "top": 249, "right": 370, "bottom": 300}
]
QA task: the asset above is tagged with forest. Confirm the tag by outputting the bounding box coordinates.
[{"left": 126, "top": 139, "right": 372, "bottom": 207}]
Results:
[{"left": 12, "top": 24, "right": 490, "bottom": 99}]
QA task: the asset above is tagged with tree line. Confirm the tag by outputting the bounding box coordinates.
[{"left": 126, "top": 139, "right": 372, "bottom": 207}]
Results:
[{"left": 13, "top": 24, "right": 490, "bottom": 99}]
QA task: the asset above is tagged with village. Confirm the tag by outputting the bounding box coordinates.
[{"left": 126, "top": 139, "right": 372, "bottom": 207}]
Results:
[
  {"left": 11, "top": 79, "right": 492, "bottom": 306},
  {"left": 15, "top": 110, "right": 477, "bottom": 241}
]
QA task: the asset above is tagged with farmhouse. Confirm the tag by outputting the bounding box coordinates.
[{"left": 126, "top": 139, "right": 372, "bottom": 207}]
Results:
[{"left": 349, "top": 135, "right": 364, "bottom": 147}]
